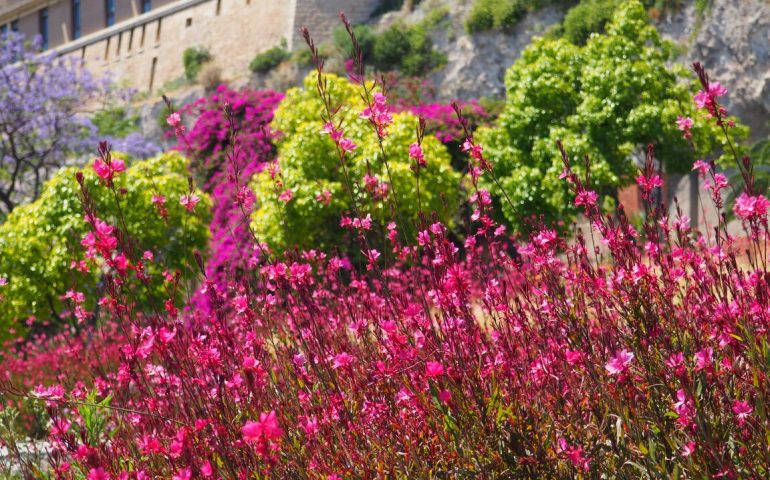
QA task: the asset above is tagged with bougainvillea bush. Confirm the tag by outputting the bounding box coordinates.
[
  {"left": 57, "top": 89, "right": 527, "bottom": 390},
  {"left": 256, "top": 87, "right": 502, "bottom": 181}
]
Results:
[
  {"left": 173, "top": 85, "right": 283, "bottom": 295},
  {"left": 2, "top": 18, "right": 770, "bottom": 480}
]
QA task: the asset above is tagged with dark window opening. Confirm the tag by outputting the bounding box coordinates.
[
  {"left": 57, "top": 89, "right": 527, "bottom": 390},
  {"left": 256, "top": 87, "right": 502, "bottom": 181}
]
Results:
[
  {"left": 142, "top": 0, "right": 152, "bottom": 13},
  {"left": 10, "top": 20, "right": 18, "bottom": 32},
  {"left": 106, "top": 0, "right": 116, "bottom": 27},
  {"left": 72, "top": 0, "right": 81, "bottom": 39},
  {"left": 185, "top": 17, "right": 192, "bottom": 27},
  {"left": 39, "top": 8, "right": 49, "bottom": 49}
]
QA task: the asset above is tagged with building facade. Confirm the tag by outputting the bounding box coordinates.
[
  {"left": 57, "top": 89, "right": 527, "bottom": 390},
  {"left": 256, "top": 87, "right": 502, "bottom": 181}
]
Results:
[{"left": 0, "top": 0, "right": 379, "bottom": 91}]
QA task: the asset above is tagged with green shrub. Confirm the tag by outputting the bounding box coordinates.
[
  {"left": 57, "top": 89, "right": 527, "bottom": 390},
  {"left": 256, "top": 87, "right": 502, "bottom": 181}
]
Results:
[
  {"left": 466, "top": 0, "right": 527, "bottom": 34},
  {"left": 477, "top": 0, "right": 746, "bottom": 232},
  {"left": 182, "top": 46, "right": 211, "bottom": 81},
  {"left": 372, "top": 23, "right": 445, "bottom": 76},
  {"left": 249, "top": 41, "right": 291, "bottom": 74},
  {"left": 333, "top": 24, "right": 375, "bottom": 60},
  {"left": 92, "top": 106, "right": 139, "bottom": 138},
  {"left": 251, "top": 73, "right": 460, "bottom": 253},
  {"left": 0, "top": 152, "right": 209, "bottom": 339},
  {"left": 562, "top": 0, "right": 619, "bottom": 44}
]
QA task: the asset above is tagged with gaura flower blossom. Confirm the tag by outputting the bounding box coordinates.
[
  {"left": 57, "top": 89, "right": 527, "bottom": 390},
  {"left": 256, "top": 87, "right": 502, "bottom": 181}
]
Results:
[
  {"left": 179, "top": 194, "right": 200, "bottom": 212},
  {"left": 278, "top": 189, "right": 293, "bottom": 203},
  {"left": 733, "top": 192, "right": 770, "bottom": 220},
  {"left": 425, "top": 361, "right": 445, "bottom": 379},
  {"left": 681, "top": 442, "right": 696, "bottom": 458},
  {"left": 409, "top": 142, "right": 426, "bottom": 168},
  {"left": 92, "top": 157, "right": 125, "bottom": 183},
  {"left": 574, "top": 190, "right": 598, "bottom": 208},
  {"left": 732, "top": 399, "right": 753, "bottom": 425},
  {"left": 360, "top": 92, "right": 393, "bottom": 137},
  {"left": 242, "top": 410, "right": 283, "bottom": 443},
  {"left": 676, "top": 116, "right": 694, "bottom": 139},
  {"left": 605, "top": 349, "right": 634, "bottom": 375}
]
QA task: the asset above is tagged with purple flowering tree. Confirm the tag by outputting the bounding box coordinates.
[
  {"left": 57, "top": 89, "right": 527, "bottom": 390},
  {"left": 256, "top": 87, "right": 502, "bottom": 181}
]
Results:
[{"left": 0, "top": 33, "right": 107, "bottom": 216}]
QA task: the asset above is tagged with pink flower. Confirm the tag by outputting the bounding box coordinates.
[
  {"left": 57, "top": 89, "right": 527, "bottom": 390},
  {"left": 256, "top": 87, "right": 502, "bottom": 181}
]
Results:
[
  {"left": 557, "top": 438, "right": 590, "bottom": 472},
  {"left": 331, "top": 352, "right": 355, "bottom": 370},
  {"left": 425, "top": 361, "right": 445, "bottom": 379},
  {"left": 316, "top": 190, "right": 332, "bottom": 205},
  {"left": 179, "top": 194, "right": 200, "bottom": 212},
  {"left": 242, "top": 410, "right": 283, "bottom": 443},
  {"left": 574, "top": 190, "right": 598, "bottom": 208},
  {"left": 692, "top": 160, "right": 710, "bottom": 176},
  {"left": 605, "top": 349, "right": 634, "bottom": 375},
  {"left": 676, "top": 116, "right": 694, "bottom": 139},
  {"left": 33, "top": 384, "right": 65, "bottom": 401},
  {"left": 338, "top": 137, "right": 357, "bottom": 153},
  {"left": 167, "top": 112, "right": 182, "bottom": 128},
  {"left": 732, "top": 399, "right": 753, "bottom": 425},
  {"left": 636, "top": 175, "right": 663, "bottom": 195},
  {"left": 92, "top": 157, "right": 125, "bottom": 183},
  {"left": 694, "top": 347, "right": 713, "bottom": 372},
  {"left": 0, "top": 276, "right": 7, "bottom": 286},
  {"left": 681, "top": 441, "right": 696, "bottom": 457},
  {"left": 360, "top": 92, "right": 393, "bottom": 137},
  {"left": 409, "top": 142, "right": 426, "bottom": 168},
  {"left": 733, "top": 192, "right": 770, "bottom": 220},
  {"left": 278, "top": 188, "right": 293, "bottom": 203},
  {"left": 87, "top": 468, "right": 110, "bottom": 480}
]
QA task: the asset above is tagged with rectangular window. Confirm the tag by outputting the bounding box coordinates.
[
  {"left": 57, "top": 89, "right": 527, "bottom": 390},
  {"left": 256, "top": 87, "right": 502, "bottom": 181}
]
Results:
[
  {"left": 39, "top": 8, "right": 48, "bottom": 49},
  {"left": 10, "top": 20, "right": 18, "bottom": 32},
  {"left": 0, "top": 25, "right": 7, "bottom": 36},
  {"left": 106, "top": 0, "right": 116, "bottom": 27},
  {"left": 142, "top": 0, "right": 151, "bottom": 13},
  {"left": 72, "top": 0, "right": 81, "bottom": 39}
]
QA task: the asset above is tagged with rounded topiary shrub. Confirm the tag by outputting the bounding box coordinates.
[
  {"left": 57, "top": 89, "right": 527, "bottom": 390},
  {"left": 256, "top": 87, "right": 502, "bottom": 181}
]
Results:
[{"left": 250, "top": 73, "right": 461, "bottom": 254}]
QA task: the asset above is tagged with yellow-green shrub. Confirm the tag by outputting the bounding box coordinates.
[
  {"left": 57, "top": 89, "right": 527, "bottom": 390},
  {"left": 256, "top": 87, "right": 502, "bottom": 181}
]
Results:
[
  {"left": 251, "top": 73, "right": 460, "bottom": 253},
  {"left": 0, "top": 152, "right": 209, "bottom": 339}
]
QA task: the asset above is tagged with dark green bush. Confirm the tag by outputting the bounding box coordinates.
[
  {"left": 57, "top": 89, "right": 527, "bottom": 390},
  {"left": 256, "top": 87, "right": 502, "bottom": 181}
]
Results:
[
  {"left": 182, "top": 46, "right": 211, "bottom": 81},
  {"left": 466, "top": 0, "right": 527, "bottom": 33},
  {"left": 562, "top": 0, "right": 619, "bottom": 44},
  {"left": 333, "top": 24, "right": 375, "bottom": 60},
  {"left": 249, "top": 41, "right": 291, "bottom": 74},
  {"left": 372, "top": 24, "right": 445, "bottom": 76},
  {"left": 92, "top": 107, "right": 139, "bottom": 138}
]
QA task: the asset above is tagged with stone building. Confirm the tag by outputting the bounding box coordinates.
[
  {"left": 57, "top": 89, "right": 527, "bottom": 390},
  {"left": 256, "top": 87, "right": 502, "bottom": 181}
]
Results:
[{"left": 0, "top": 0, "right": 379, "bottom": 90}]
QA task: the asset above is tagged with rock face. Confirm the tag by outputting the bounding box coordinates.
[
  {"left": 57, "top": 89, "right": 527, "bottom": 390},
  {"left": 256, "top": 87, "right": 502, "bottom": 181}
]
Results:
[{"left": 658, "top": 0, "right": 770, "bottom": 140}]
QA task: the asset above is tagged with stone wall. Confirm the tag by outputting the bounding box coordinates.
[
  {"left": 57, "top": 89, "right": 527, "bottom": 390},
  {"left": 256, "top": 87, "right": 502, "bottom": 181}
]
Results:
[{"left": 55, "top": 0, "right": 378, "bottom": 92}]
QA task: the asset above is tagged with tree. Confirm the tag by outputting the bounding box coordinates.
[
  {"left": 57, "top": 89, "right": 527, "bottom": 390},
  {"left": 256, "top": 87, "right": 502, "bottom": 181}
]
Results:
[
  {"left": 0, "top": 33, "right": 105, "bottom": 218},
  {"left": 477, "top": 0, "right": 746, "bottom": 231}
]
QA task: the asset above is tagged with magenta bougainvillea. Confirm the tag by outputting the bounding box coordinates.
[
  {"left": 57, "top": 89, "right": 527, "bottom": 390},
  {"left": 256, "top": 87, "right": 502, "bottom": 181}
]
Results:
[{"left": 174, "top": 85, "right": 283, "bottom": 297}]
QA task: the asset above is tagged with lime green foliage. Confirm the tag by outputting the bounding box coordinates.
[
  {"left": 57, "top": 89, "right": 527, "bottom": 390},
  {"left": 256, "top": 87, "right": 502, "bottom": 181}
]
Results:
[
  {"left": 183, "top": 46, "right": 211, "bottom": 81},
  {"left": 251, "top": 73, "right": 460, "bottom": 253},
  {"left": 92, "top": 106, "right": 139, "bottom": 138},
  {"left": 466, "top": 0, "right": 527, "bottom": 33},
  {"left": 477, "top": 0, "right": 746, "bottom": 231},
  {"left": 0, "top": 152, "right": 209, "bottom": 338},
  {"left": 250, "top": 40, "right": 291, "bottom": 74}
]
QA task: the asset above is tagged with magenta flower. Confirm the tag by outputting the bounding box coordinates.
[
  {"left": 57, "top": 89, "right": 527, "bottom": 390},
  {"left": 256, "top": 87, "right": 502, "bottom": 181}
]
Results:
[
  {"left": 278, "top": 188, "right": 293, "bottom": 204},
  {"left": 425, "top": 361, "right": 445, "bottom": 379},
  {"left": 732, "top": 400, "right": 753, "bottom": 425},
  {"left": 242, "top": 410, "right": 283, "bottom": 443},
  {"left": 92, "top": 157, "right": 125, "bottom": 183},
  {"left": 676, "top": 116, "right": 694, "bottom": 139},
  {"left": 605, "top": 349, "right": 634, "bottom": 375},
  {"left": 409, "top": 142, "right": 426, "bottom": 168},
  {"left": 692, "top": 160, "right": 710, "bottom": 177},
  {"left": 87, "top": 468, "right": 109, "bottom": 480},
  {"left": 733, "top": 192, "right": 770, "bottom": 220},
  {"left": 179, "top": 193, "right": 201, "bottom": 212},
  {"left": 574, "top": 190, "right": 598, "bottom": 208},
  {"left": 694, "top": 347, "right": 713, "bottom": 372},
  {"left": 681, "top": 441, "right": 696, "bottom": 458}
]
